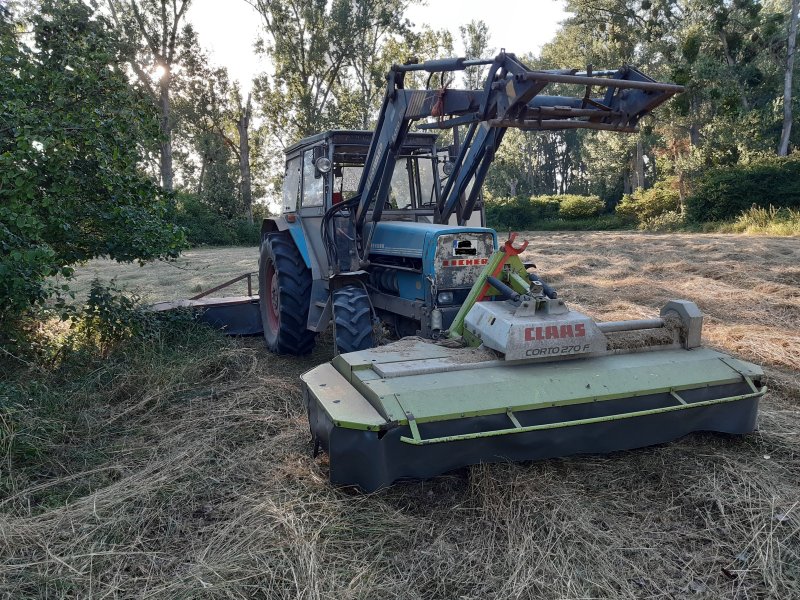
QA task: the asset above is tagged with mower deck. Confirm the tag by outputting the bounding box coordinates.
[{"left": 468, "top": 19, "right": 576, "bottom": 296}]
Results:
[{"left": 302, "top": 340, "right": 765, "bottom": 491}]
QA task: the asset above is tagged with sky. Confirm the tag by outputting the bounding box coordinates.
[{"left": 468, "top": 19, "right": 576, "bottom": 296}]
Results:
[{"left": 187, "top": 0, "right": 569, "bottom": 92}]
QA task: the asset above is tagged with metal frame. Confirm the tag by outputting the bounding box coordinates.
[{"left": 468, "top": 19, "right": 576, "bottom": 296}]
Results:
[{"left": 190, "top": 272, "right": 254, "bottom": 300}]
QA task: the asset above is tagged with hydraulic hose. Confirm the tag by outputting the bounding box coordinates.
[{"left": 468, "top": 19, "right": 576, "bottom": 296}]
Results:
[{"left": 486, "top": 276, "right": 520, "bottom": 302}]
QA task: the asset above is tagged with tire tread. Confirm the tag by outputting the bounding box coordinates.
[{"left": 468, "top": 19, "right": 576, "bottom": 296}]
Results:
[{"left": 259, "top": 233, "right": 316, "bottom": 355}]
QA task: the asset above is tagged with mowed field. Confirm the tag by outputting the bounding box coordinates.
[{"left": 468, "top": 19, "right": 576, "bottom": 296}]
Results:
[
  {"left": 64, "top": 246, "right": 262, "bottom": 302},
  {"left": 6, "top": 232, "right": 799, "bottom": 598}
]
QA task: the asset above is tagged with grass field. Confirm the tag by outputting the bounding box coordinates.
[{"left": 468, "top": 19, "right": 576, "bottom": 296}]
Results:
[
  {"left": 3, "top": 232, "right": 799, "bottom": 598},
  {"left": 63, "top": 246, "right": 261, "bottom": 302}
]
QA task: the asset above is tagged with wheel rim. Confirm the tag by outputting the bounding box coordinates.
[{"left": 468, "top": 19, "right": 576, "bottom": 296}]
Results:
[{"left": 266, "top": 262, "right": 279, "bottom": 330}]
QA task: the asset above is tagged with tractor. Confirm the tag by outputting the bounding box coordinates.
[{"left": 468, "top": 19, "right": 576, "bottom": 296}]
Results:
[{"left": 257, "top": 53, "right": 684, "bottom": 356}]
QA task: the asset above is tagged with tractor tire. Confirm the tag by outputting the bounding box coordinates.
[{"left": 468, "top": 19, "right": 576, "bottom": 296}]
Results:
[
  {"left": 259, "top": 232, "right": 316, "bottom": 355},
  {"left": 333, "top": 285, "right": 375, "bottom": 354}
]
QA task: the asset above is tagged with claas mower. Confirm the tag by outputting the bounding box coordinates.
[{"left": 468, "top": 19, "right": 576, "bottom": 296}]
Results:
[
  {"left": 164, "top": 52, "right": 766, "bottom": 490},
  {"left": 302, "top": 234, "right": 765, "bottom": 490}
]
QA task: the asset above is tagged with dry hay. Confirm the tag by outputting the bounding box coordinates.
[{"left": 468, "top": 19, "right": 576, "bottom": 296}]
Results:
[
  {"left": 2, "top": 232, "right": 799, "bottom": 598},
  {"left": 373, "top": 335, "right": 501, "bottom": 364}
]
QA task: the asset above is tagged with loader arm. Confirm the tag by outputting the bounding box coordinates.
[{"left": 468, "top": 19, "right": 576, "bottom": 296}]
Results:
[{"left": 350, "top": 52, "right": 683, "bottom": 258}]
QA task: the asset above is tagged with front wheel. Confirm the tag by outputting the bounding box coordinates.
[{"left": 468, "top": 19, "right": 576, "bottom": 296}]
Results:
[
  {"left": 333, "top": 285, "right": 375, "bottom": 354},
  {"left": 258, "top": 232, "right": 316, "bottom": 355}
]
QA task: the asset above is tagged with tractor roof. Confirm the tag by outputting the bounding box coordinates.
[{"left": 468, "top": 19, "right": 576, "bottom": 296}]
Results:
[{"left": 285, "top": 129, "right": 438, "bottom": 157}]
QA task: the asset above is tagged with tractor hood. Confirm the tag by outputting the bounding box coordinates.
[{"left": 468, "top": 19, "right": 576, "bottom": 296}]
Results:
[{"left": 365, "top": 221, "right": 496, "bottom": 259}]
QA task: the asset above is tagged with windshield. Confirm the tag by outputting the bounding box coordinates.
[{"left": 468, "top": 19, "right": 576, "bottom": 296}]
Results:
[
  {"left": 332, "top": 152, "right": 439, "bottom": 210},
  {"left": 388, "top": 158, "right": 412, "bottom": 209},
  {"left": 333, "top": 165, "right": 363, "bottom": 199}
]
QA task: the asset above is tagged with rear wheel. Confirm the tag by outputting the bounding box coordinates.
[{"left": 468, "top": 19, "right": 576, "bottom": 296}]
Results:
[
  {"left": 333, "top": 285, "right": 375, "bottom": 354},
  {"left": 259, "top": 232, "right": 316, "bottom": 355}
]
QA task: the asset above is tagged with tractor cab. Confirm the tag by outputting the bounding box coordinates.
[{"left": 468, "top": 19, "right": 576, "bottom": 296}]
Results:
[{"left": 281, "top": 130, "right": 485, "bottom": 228}]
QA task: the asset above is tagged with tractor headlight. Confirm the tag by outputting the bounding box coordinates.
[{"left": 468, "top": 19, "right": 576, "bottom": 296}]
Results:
[
  {"left": 437, "top": 291, "right": 454, "bottom": 305},
  {"left": 315, "top": 157, "right": 332, "bottom": 173}
]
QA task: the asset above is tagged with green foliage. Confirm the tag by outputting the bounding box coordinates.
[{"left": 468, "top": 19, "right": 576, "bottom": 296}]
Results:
[
  {"left": 723, "top": 205, "right": 800, "bottom": 236},
  {"left": 557, "top": 195, "right": 604, "bottom": 219},
  {"left": 505, "top": 0, "right": 796, "bottom": 209},
  {"left": 253, "top": 0, "right": 370, "bottom": 139},
  {"left": 70, "top": 280, "right": 154, "bottom": 356},
  {"left": 460, "top": 20, "right": 493, "bottom": 89},
  {"left": 520, "top": 214, "right": 629, "bottom": 231},
  {"left": 529, "top": 197, "right": 562, "bottom": 219},
  {"left": 485, "top": 197, "right": 535, "bottom": 230},
  {"left": 616, "top": 178, "right": 682, "bottom": 224},
  {"left": 485, "top": 196, "right": 560, "bottom": 230},
  {"left": 174, "top": 193, "right": 260, "bottom": 246},
  {"left": 486, "top": 194, "right": 614, "bottom": 230},
  {"left": 637, "top": 211, "right": 686, "bottom": 232},
  {"left": 0, "top": 1, "right": 186, "bottom": 322},
  {"left": 686, "top": 156, "right": 800, "bottom": 222}
]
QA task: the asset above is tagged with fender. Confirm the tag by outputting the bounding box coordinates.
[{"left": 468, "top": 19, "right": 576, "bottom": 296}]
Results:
[{"left": 261, "top": 217, "right": 311, "bottom": 270}]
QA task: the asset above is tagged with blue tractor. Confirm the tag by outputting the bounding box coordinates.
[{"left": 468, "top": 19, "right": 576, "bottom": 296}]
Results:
[{"left": 257, "top": 52, "right": 684, "bottom": 355}]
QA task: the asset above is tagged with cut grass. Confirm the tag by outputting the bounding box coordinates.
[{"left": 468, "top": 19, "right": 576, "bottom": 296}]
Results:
[
  {"left": 3, "top": 232, "right": 799, "bottom": 598},
  {"left": 60, "top": 246, "right": 260, "bottom": 303}
]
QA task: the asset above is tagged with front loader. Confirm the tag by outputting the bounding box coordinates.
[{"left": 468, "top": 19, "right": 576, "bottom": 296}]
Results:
[{"left": 257, "top": 52, "right": 691, "bottom": 356}]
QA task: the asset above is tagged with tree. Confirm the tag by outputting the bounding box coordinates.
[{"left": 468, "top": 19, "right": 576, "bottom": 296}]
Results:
[
  {"left": 249, "top": 0, "right": 356, "bottom": 141},
  {"left": 779, "top": 0, "right": 799, "bottom": 155},
  {"left": 105, "top": 0, "right": 193, "bottom": 192},
  {"left": 459, "top": 19, "right": 493, "bottom": 89},
  {"left": 211, "top": 88, "right": 255, "bottom": 224},
  {"left": 187, "top": 60, "right": 256, "bottom": 221},
  {"left": 234, "top": 92, "right": 254, "bottom": 223},
  {"left": 0, "top": 1, "right": 185, "bottom": 321},
  {"left": 346, "top": 0, "right": 414, "bottom": 129}
]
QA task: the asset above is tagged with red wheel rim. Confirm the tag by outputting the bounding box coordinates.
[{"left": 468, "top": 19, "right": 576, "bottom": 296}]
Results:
[{"left": 266, "top": 262, "right": 279, "bottom": 330}]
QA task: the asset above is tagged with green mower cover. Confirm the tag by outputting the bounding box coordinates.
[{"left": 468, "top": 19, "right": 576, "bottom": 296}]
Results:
[{"left": 302, "top": 340, "right": 765, "bottom": 491}]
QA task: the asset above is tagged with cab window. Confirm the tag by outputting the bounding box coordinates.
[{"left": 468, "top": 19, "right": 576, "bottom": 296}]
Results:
[
  {"left": 301, "top": 149, "right": 324, "bottom": 207},
  {"left": 388, "top": 157, "right": 412, "bottom": 209},
  {"left": 418, "top": 157, "right": 437, "bottom": 206},
  {"left": 282, "top": 157, "right": 301, "bottom": 212}
]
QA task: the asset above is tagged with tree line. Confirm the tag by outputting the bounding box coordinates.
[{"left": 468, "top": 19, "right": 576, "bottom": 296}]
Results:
[{"left": 101, "top": 0, "right": 798, "bottom": 219}]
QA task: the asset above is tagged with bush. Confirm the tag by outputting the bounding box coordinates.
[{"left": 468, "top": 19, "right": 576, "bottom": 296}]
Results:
[
  {"left": 174, "top": 193, "right": 259, "bottom": 246},
  {"left": 686, "top": 155, "right": 800, "bottom": 222},
  {"left": 529, "top": 197, "right": 562, "bottom": 219},
  {"left": 638, "top": 211, "right": 686, "bottom": 232},
  {"left": 233, "top": 219, "right": 262, "bottom": 246},
  {"left": 485, "top": 197, "right": 536, "bottom": 230},
  {"left": 557, "top": 195, "right": 604, "bottom": 219},
  {"left": 486, "top": 195, "right": 622, "bottom": 231},
  {"left": 70, "top": 280, "right": 153, "bottom": 356},
  {"left": 726, "top": 205, "right": 800, "bottom": 236},
  {"left": 616, "top": 178, "right": 682, "bottom": 224}
]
